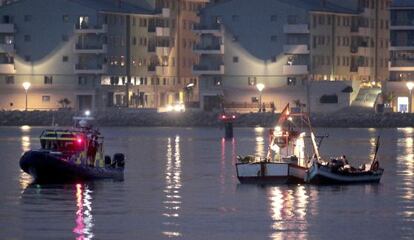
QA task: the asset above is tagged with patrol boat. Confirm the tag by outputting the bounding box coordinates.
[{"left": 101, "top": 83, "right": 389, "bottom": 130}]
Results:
[{"left": 20, "top": 115, "right": 125, "bottom": 183}]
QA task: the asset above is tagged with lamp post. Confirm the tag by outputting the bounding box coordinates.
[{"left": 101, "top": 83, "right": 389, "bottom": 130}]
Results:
[
  {"left": 256, "top": 83, "right": 265, "bottom": 112},
  {"left": 185, "top": 82, "right": 195, "bottom": 105},
  {"left": 407, "top": 82, "right": 414, "bottom": 113},
  {"left": 22, "top": 82, "right": 31, "bottom": 111}
]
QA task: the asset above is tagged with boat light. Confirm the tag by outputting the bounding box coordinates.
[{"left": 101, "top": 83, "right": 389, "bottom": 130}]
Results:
[
  {"left": 287, "top": 117, "right": 293, "bottom": 121},
  {"left": 232, "top": 115, "right": 236, "bottom": 119},
  {"left": 221, "top": 115, "right": 226, "bottom": 119},
  {"left": 275, "top": 126, "right": 282, "bottom": 132},
  {"left": 84, "top": 110, "right": 91, "bottom": 117},
  {"left": 76, "top": 137, "right": 83, "bottom": 144}
]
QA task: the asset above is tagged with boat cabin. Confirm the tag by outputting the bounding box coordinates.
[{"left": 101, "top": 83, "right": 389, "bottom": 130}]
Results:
[{"left": 39, "top": 130, "right": 101, "bottom": 154}]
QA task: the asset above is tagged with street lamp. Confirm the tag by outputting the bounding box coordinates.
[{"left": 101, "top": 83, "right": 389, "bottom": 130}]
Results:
[
  {"left": 256, "top": 83, "right": 265, "bottom": 112},
  {"left": 406, "top": 82, "right": 414, "bottom": 113},
  {"left": 185, "top": 82, "right": 195, "bottom": 105},
  {"left": 22, "top": 82, "right": 31, "bottom": 111}
]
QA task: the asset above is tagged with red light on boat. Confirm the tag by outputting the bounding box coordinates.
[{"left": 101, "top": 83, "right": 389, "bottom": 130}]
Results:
[
  {"left": 232, "top": 115, "right": 236, "bottom": 119},
  {"left": 221, "top": 115, "right": 226, "bottom": 119},
  {"left": 76, "top": 137, "right": 83, "bottom": 144}
]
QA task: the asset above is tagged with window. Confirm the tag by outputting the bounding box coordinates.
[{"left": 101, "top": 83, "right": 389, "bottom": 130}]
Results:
[
  {"left": 233, "top": 56, "right": 239, "bottom": 63},
  {"left": 24, "top": 35, "right": 31, "bottom": 42},
  {"left": 214, "top": 77, "right": 221, "bottom": 86},
  {"left": 24, "top": 55, "right": 31, "bottom": 62},
  {"left": 78, "top": 77, "right": 87, "bottom": 85},
  {"left": 270, "top": 35, "right": 277, "bottom": 42},
  {"left": 5, "top": 76, "right": 14, "bottom": 84},
  {"left": 78, "top": 16, "right": 89, "bottom": 29},
  {"left": 287, "top": 77, "right": 296, "bottom": 86},
  {"left": 62, "top": 35, "right": 68, "bottom": 41},
  {"left": 133, "top": 36, "right": 137, "bottom": 45},
  {"left": 44, "top": 76, "right": 53, "bottom": 85},
  {"left": 271, "top": 56, "right": 277, "bottom": 62},
  {"left": 248, "top": 77, "right": 256, "bottom": 86},
  {"left": 62, "top": 15, "right": 69, "bottom": 22},
  {"left": 287, "top": 15, "right": 298, "bottom": 24},
  {"left": 62, "top": 56, "right": 68, "bottom": 62},
  {"left": 42, "top": 96, "right": 50, "bottom": 102},
  {"left": 24, "top": 15, "right": 32, "bottom": 22}
]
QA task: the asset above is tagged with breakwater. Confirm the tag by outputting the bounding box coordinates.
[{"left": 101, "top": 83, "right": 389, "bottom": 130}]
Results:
[{"left": 1, "top": 110, "right": 414, "bottom": 128}]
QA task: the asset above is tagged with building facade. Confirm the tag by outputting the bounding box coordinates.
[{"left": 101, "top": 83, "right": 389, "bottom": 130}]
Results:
[
  {"left": 387, "top": 0, "right": 414, "bottom": 113},
  {"left": 195, "top": 0, "right": 390, "bottom": 113},
  {"left": 0, "top": 0, "right": 208, "bottom": 111}
]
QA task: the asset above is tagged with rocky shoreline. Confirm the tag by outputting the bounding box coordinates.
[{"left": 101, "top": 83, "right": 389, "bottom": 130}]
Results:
[{"left": 0, "top": 110, "right": 414, "bottom": 128}]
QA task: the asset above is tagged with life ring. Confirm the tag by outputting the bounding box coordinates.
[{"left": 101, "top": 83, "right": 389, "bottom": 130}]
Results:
[{"left": 371, "top": 161, "right": 379, "bottom": 171}]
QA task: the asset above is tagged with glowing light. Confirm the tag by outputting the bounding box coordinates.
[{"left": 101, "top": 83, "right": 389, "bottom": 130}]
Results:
[
  {"left": 22, "top": 82, "right": 31, "bottom": 91},
  {"left": 186, "top": 82, "right": 195, "bottom": 88},
  {"left": 84, "top": 110, "right": 91, "bottom": 117},
  {"left": 407, "top": 82, "right": 414, "bottom": 91},
  {"left": 221, "top": 115, "right": 226, "bottom": 119},
  {"left": 232, "top": 115, "right": 236, "bottom": 119},
  {"left": 275, "top": 126, "right": 282, "bottom": 132},
  {"left": 256, "top": 83, "right": 265, "bottom": 92},
  {"left": 287, "top": 117, "right": 293, "bottom": 121},
  {"left": 20, "top": 125, "right": 31, "bottom": 131},
  {"left": 77, "top": 137, "right": 83, "bottom": 144}
]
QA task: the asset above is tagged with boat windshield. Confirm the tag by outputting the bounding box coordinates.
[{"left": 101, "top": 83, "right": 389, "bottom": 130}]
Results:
[{"left": 40, "top": 130, "right": 86, "bottom": 152}]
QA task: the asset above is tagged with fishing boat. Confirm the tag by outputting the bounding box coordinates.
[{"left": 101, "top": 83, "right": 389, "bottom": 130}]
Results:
[
  {"left": 236, "top": 104, "right": 321, "bottom": 184},
  {"left": 20, "top": 115, "right": 125, "bottom": 183},
  {"left": 305, "top": 137, "right": 384, "bottom": 184}
]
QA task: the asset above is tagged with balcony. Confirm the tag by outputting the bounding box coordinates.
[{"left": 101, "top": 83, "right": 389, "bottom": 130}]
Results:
[
  {"left": 193, "top": 64, "right": 224, "bottom": 75},
  {"left": 193, "top": 44, "right": 224, "bottom": 54},
  {"left": 0, "top": 43, "right": 14, "bottom": 53},
  {"left": 74, "top": 24, "right": 108, "bottom": 34},
  {"left": 0, "top": 23, "right": 14, "bottom": 33},
  {"left": 156, "top": 66, "right": 168, "bottom": 75},
  {"left": 350, "top": 45, "right": 370, "bottom": 55},
  {"left": 390, "top": 25, "right": 414, "bottom": 30},
  {"left": 357, "top": 27, "right": 370, "bottom": 36},
  {"left": 283, "top": 44, "right": 309, "bottom": 54},
  {"left": 357, "top": 67, "right": 372, "bottom": 76},
  {"left": 156, "top": 47, "right": 170, "bottom": 56},
  {"left": 390, "top": 46, "right": 414, "bottom": 51},
  {"left": 74, "top": 64, "right": 107, "bottom": 74},
  {"left": 193, "top": 24, "right": 221, "bottom": 35},
  {"left": 282, "top": 65, "right": 308, "bottom": 75},
  {"left": 156, "top": 27, "right": 170, "bottom": 37},
  {"left": 0, "top": 63, "right": 15, "bottom": 74},
  {"left": 74, "top": 44, "right": 107, "bottom": 54},
  {"left": 283, "top": 24, "right": 309, "bottom": 34}
]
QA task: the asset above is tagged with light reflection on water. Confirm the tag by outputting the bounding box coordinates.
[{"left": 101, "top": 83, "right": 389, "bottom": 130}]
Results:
[
  {"left": 162, "top": 136, "right": 182, "bottom": 238},
  {"left": 1, "top": 127, "right": 413, "bottom": 239},
  {"left": 396, "top": 128, "right": 414, "bottom": 238},
  {"left": 267, "top": 186, "right": 310, "bottom": 240},
  {"left": 73, "top": 184, "right": 94, "bottom": 240}
]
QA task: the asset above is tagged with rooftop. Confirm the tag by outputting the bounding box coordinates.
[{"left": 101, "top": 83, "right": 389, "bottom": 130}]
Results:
[{"left": 69, "top": 0, "right": 156, "bottom": 15}]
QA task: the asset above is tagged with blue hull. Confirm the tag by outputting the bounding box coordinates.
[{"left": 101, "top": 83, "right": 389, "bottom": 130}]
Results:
[{"left": 20, "top": 150, "right": 124, "bottom": 183}]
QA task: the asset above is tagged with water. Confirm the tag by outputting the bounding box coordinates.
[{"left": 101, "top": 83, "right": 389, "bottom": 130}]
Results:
[{"left": 0, "top": 126, "right": 413, "bottom": 240}]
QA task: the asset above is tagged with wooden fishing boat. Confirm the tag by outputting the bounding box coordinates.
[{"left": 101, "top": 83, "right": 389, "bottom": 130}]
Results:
[
  {"left": 235, "top": 104, "right": 321, "bottom": 184},
  {"left": 305, "top": 137, "right": 384, "bottom": 184}
]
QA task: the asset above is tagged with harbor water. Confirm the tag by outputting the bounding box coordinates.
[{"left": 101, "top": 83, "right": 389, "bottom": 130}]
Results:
[{"left": 0, "top": 127, "right": 413, "bottom": 240}]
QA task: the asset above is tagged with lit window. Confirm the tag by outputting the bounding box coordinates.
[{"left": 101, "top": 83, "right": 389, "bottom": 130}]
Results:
[{"left": 42, "top": 96, "right": 50, "bottom": 102}]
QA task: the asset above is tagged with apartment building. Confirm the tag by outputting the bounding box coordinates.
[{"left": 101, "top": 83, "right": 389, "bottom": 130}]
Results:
[
  {"left": 387, "top": 0, "right": 414, "bottom": 112},
  {"left": 0, "top": 0, "right": 208, "bottom": 111},
  {"left": 195, "top": 0, "right": 390, "bottom": 112},
  {"left": 99, "top": 0, "right": 208, "bottom": 110}
]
